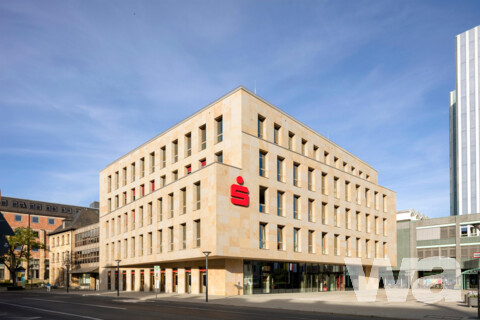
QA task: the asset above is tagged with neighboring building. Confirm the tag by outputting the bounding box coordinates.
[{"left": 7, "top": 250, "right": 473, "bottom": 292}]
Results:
[
  {"left": 450, "top": 25, "right": 480, "bottom": 216},
  {"left": 99, "top": 87, "right": 397, "bottom": 295},
  {"left": 395, "top": 210, "right": 480, "bottom": 289},
  {"left": 0, "top": 196, "right": 96, "bottom": 283},
  {"left": 49, "top": 208, "right": 99, "bottom": 289}
]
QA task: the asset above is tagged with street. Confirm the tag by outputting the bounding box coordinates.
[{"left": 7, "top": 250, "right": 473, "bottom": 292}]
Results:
[{"left": 0, "top": 291, "right": 383, "bottom": 320}]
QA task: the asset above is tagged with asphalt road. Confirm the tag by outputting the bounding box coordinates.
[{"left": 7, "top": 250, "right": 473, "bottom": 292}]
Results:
[{"left": 0, "top": 291, "right": 386, "bottom": 320}]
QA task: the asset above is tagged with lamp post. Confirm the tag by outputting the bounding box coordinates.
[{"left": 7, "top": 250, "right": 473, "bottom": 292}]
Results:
[
  {"left": 115, "top": 259, "right": 121, "bottom": 297},
  {"left": 202, "top": 251, "right": 211, "bottom": 302},
  {"left": 64, "top": 254, "right": 71, "bottom": 293}
]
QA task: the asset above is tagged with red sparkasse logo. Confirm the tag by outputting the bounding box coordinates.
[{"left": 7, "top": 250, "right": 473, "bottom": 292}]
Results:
[{"left": 230, "top": 176, "right": 249, "bottom": 207}]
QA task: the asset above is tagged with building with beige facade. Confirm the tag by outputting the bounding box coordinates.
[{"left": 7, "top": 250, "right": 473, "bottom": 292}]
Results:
[{"left": 99, "top": 87, "right": 396, "bottom": 295}]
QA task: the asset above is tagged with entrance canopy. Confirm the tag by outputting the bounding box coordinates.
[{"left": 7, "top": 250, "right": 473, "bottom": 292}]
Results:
[{"left": 461, "top": 268, "right": 480, "bottom": 275}]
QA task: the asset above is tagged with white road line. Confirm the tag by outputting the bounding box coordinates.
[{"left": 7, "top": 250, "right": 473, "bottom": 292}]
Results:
[
  {"left": 0, "top": 301, "right": 103, "bottom": 320},
  {"left": 27, "top": 298, "right": 126, "bottom": 310}
]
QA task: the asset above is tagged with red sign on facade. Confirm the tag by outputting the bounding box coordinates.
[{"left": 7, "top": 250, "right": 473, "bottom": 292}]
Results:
[
  {"left": 473, "top": 252, "right": 480, "bottom": 259},
  {"left": 231, "top": 176, "right": 249, "bottom": 207}
]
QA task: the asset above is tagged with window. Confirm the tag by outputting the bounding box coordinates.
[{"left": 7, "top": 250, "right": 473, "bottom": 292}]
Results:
[
  {"left": 194, "top": 220, "right": 201, "bottom": 247},
  {"left": 383, "top": 242, "right": 388, "bottom": 258},
  {"left": 181, "top": 223, "right": 187, "bottom": 250},
  {"left": 139, "top": 206, "right": 144, "bottom": 228},
  {"left": 334, "top": 157, "right": 339, "bottom": 168},
  {"left": 139, "top": 235, "right": 143, "bottom": 256},
  {"left": 181, "top": 188, "right": 187, "bottom": 215},
  {"left": 122, "top": 167, "right": 127, "bottom": 186},
  {"left": 131, "top": 162, "right": 136, "bottom": 182},
  {"left": 308, "top": 230, "right": 314, "bottom": 253},
  {"left": 346, "top": 236, "right": 351, "bottom": 257},
  {"left": 172, "top": 140, "right": 178, "bottom": 163},
  {"left": 131, "top": 210, "right": 135, "bottom": 230},
  {"left": 15, "top": 215, "right": 22, "bottom": 222},
  {"left": 356, "top": 185, "right": 361, "bottom": 204},
  {"left": 293, "top": 162, "right": 300, "bottom": 187},
  {"left": 334, "top": 206, "right": 339, "bottom": 227},
  {"left": 308, "top": 199, "right": 314, "bottom": 222},
  {"left": 194, "top": 182, "right": 201, "bottom": 210},
  {"left": 351, "top": 166, "right": 355, "bottom": 174},
  {"left": 200, "top": 125, "right": 207, "bottom": 150},
  {"left": 383, "top": 218, "right": 387, "bottom": 236},
  {"left": 293, "top": 195, "right": 300, "bottom": 219},
  {"left": 108, "top": 175, "right": 112, "bottom": 192},
  {"left": 148, "top": 202, "right": 153, "bottom": 225},
  {"left": 131, "top": 238, "right": 135, "bottom": 257},
  {"left": 374, "top": 191, "right": 379, "bottom": 210},
  {"left": 172, "top": 170, "right": 178, "bottom": 181},
  {"left": 366, "top": 239, "right": 371, "bottom": 258},
  {"left": 216, "top": 116, "right": 223, "bottom": 143},
  {"left": 215, "top": 151, "right": 223, "bottom": 163},
  {"left": 277, "top": 225, "right": 284, "bottom": 250},
  {"left": 345, "top": 181, "right": 350, "bottom": 201},
  {"left": 158, "top": 229, "right": 163, "bottom": 253},
  {"left": 321, "top": 173, "right": 327, "bottom": 195},
  {"left": 124, "top": 239, "right": 128, "bottom": 258},
  {"left": 356, "top": 211, "right": 361, "bottom": 231},
  {"left": 308, "top": 168, "right": 314, "bottom": 191},
  {"left": 140, "top": 158, "right": 145, "bottom": 178},
  {"left": 168, "top": 193, "right": 174, "bottom": 218},
  {"left": 157, "top": 198, "right": 163, "bottom": 222},
  {"left": 334, "top": 177, "right": 339, "bottom": 198},
  {"left": 200, "top": 158, "right": 206, "bottom": 167},
  {"left": 123, "top": 191, "right": 127, "bottom": 205},
  {"left": 322, "top": 202, "right": 327, "bottom": 225},
  {"left": 383, "top": 195, "right": 388, "bottom": 212},
  {"left": 288, "top": 132, "right": 294, "bottom": 150},
  {"left": 375, "top": 216, "right": 379, "bottom": 234},
  {"left": 150, "top": 152, "right": 155, "bottom": 173},
  {"left": 259, "top": 150, "right": 267, "bottom": 177},
  {"left": 123, "top": 213, "right": 128, "bottom": 232},
  {"left": 346, "top": 209, "right": 351, "bottom": 229},
  {"left": 322, "top": 232, "right": 327, "bottom": 254},
  {"left": 160, "top": 146, "right": 166, "bottom": 168},
  {"left": 274, "top": 123, "right": 281, "bottom": 144},
  {"left": 186, "top": 165, "right": 192, "bottom": 174},
  {"left": 131, "top": 188, "right": 135, "bottom": 202},
  {"left": 259, "top": 223, "right": 267, "bottom": 249},
  {"left": 365, "top": 188, "right": 370, "bottom": 207},
  {"left": 150, "top": 180, "right": 155, "bottom": 192},
  {"left": 141, "top": 184, "right": 145, "bottom": 196},
  {"left": 115, "top": 171, "right": 119, "bottom": 189},
  {"left": 293, "top": 228, "right": 300, "bottom": 252},
  {"left": 48, "top": 218, "right": 55, "bottom": 225},
  {"left": 148, "top": 232, "right": 153, "bottom": 255},
  {"left": 375, "top": 241, "right": 379, "bottom": 258},
  {"left": 115, "top": 195, "right": 119, "bottom": 209},
  {"left": 185, "top": 133, "right": 192, "bottom": 157},
  {"left": 366, "top": 214, "right": 371, "bottom": 233},
  {"left": 277, "top": 191, "right": 284, "bottom": 216},
  {"left": 343, "top": 162, "right": 348, "bottom": 172},
  {"left": 334, "top": 234, "right": 340, "bottom": 255},
  {"left": 301, "top": 139, "right": 307, "bottom": 155},
  {"left": 258, "top": 115, "right": 265, "bottom": 138},
  {"left": 168, "top": 227, "right": 174, "bottom": 251},
  {"left": 313, "top": 145, "right": 319, "bottom": 160},
  {"left": 259, "top": 186, "right": 267, "bottom": 213},
  {"left": 160, "top": 175, "right": 166, "bottom": 187},
  {"left": 277, "top": 157, "right": 284, "bottom": 182},
  {"left": 357, "top": 238, "right": 361, "bottom": 257},
  {"left": 359, "top": 170, "right": 363, "bottom": 178},
  {"left": 324, "top": 151, "right": 329, "bottom": 164}
]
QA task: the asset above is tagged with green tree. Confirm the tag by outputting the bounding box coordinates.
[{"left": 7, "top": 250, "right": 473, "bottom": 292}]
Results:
[{"left": 0, "top": 227, "right": 46, "bottom": 286}]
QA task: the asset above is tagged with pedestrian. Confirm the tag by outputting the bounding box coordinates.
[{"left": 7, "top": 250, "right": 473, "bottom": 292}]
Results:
[{"left": 46, "top": 283, "right": 51, "bottom": 293}]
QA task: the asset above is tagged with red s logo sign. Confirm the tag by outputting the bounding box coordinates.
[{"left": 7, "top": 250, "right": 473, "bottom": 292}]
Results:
[{"left": 231, "top": 176, "right": 249, "bottom": 207}]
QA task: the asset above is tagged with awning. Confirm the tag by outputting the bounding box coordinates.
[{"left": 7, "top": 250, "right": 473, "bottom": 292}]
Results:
[
  {"left": 461, "top": 268, "right": 480, "bottom": 275},
  {"left": 70, "top": 267, "right": 99, "bottom": 274}
]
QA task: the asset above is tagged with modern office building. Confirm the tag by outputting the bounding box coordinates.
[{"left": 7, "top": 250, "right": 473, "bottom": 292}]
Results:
[
  {"left": 0, "top": 196, "right": 98, "bottom": 283},
  {"left": 450, "top": 25, "right": 480, "bottom": 216},
  {"left": 395, "top": 210, "right": 480, "bottom": 289},
  {"left": 48, "top": 208, "right": 99, "bottom": 290},
  {"left": 99, "top": 87, "right": 397, "bottom": 295}
]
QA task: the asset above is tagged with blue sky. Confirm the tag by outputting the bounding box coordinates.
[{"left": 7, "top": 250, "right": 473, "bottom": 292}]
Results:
[{"left": 1, "top": 1, "right": 479, "bottom": 217}]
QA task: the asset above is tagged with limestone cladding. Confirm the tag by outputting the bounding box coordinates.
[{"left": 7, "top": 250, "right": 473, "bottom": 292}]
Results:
[{"left": 99, "top": 87, "right": 397, "bottom": 295}]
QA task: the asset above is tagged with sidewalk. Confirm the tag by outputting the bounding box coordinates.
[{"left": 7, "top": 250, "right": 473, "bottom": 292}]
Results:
[{"left": 48, "top": 288, "right": 478, "bottom": 320}]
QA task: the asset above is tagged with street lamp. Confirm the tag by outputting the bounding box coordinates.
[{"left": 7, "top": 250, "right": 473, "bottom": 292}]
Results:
[
  {"left": 202, "top": 251, "right": 211, "bottom": 302},
  {"left": 115, "top": 259, "right": 121, "bottom": 297},
  {"left": 64, "top": 254, "right": 71, "bottom": 293}
]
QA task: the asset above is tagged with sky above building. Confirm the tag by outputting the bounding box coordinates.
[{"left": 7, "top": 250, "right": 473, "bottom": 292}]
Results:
[{"left": 1, "top": 1, "right": 479, "bottom": 217}]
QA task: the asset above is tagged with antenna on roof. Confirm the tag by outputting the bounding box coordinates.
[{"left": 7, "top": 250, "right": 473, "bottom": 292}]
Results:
[{"left": 254, "top": 80, "right": 256, "bottom": 94}]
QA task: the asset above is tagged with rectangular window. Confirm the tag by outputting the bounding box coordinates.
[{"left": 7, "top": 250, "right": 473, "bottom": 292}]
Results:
[
  {"left": 375, "top": 216, "right": 379, "bottom": 234},
  {"left": 148, "top": 202, "right": 152, "bottom": 225},
  {"left": 365, "top": 188, "right": 370, "bottom": 207},
  {"left": 15, "top": 215, "right": 22, "bottom": 222},
  {"left": 356, "top": 211, "right": 361, "bottom": 231},
  {"left": 160, "top": 146, "right": 166, "bottom": 168},
  {"left": 185, "top": 133, "right": 192, "bottom": 157},
  {"left": 357, "top": 238, "right": 361, "bottom": 257},
  {"left": 258, "top": 115, "right": 265, "bottom": 138},
  {"left": 140, "top": 158, "right": 145, "bottom": 178},
  {"left": 181, "top": 188, "right": 187, "bottom": 215},
  {"left": 157, "top": 198, "right": 163, "bottom": 222},
  {"left": 123, "top": 167, "right": 127, "bottom": 185},
  {"left": 334, "top": 206, "right": 339, "bottom": 227},
  {"left": 150, "top": 180, "right": 155, "bottom": 192},
  {"left": 259, "top": 186, "right": 267, "bottom": 213},
  {"left": 115, "top": 195, "right": 119, "bottom": 209},
  {"left": 334, "top": 234, "right": 340, "bottom": 256},
  {"left": 148, "top": 232, "right": 152, "bottom": 255},
  {"left": 383, "top": 218, "right": 387, "bottom": 236},
  {"left": 216, "top": 116, "right": 223, "bottom": 143},
  {"left": 48, "top": 218, "right": 55, "bottom": 225},
  {"left": 139, "top": 235, "right": 143, "bottom": 256},
  {"left": 334, "top": 177, "right": 339, "bottom": 198},
  {"left": 343, "top": 162, "right": 348, "bottom": 172},
  {"left": 308, "top": 199, "right": 314, "bottom": 222},
  {"left": 181, "top": 223, "right": 187, "bottom": 250},
  {"left": 346, "top": 209, "right": 351, "bottom": 229},
  {"left": 124, "top": 212, "right": 128, "bottom": 232},
  {"left": 322, "top": 173, "right": 327, "bottom": 195},
  {"left": 277, "top": 156, "right": 284, "bottom": 182},
  {"left": 131, "top": 162, "right": 136, "bottom": 182},
  {"left": 123, "top": 191, "right": 127, "bottom": 205},
  {"left": 200, "top": 125, "right": 207, "bottom": 150},
  {"left": 346, "top": 236, "right": 350, "bottom": 257},
  {"left": 322, "top": 202, "right": 327, "bottom": 225},
  {"left": 277, "top": 191, "right": 284, "bottom": 216},
  {"left": 374, "top": 191, "right": 379, "bottom": 210},
  {"left": 293, "top": 228, "right": 300, "bottom": 252},
  {"left": 288, "top": 132, "right": 294, "bottom": 150},
  {"left": 172, "top": 170, "right": 178, "bottom": 181},
  {"left": 322, "top": 232, "right": 327, "bottom": 254},
  {"left": 293, "top": 162, "right": 300, "bottom": 187},
  {"left": 200, "top": 158, "right": 206, "bottom": 167},
  {"left": 301, "top": 139, "right": 307, "bottom": 156},
  {"left": 313, "top": 145, "right": 319, "bottom": 160},
  {"left": 324, "top": 151, "right": 329, "bottom": 164},
  {"left": 308, "top": 230, "right": 314, "bottom": 253},
  {"left": 375, "top": 241, "right": 379, "bottom": 258},
  {"left": 366, "top": 214, "right": 371, "bottom": 233},
  {"left": 356, "top": 185, "right": 360, "bottom": 204},
  {"left": 169, "top": 193, "right": 174, "bottom": 218},
  {"left": 150, "top": 152, "right": 155, "bottom": 173},
  {"left": 383, "top": 195, "right": 388, "bottom": 212},
  {"left": 194, "top": 220, "right": 201, "bottom": 248},
  {"left": 259, "top": 150, "right": 267, "bottom": 177},
  {"left": 308, "top": 168, "right": 314, "bottom": 191},
  {"left": 131, "top": 210, "right": 135, "bottom": 230},
  {"left": 274, "top": 123, "right": 281, "bottom": 144},
  {"left": 108, "top": 175, "right": 112, "bottom": 192},
  {"left": 141, "top": 184, "right": 145, "bottom": 196},
  {"left": 277, "top": 225, "right": 284, "bottom": 250},
  {"left": 158, "top": 229, "right": 163, "bottom": 253},
  {"left": 334, "top": 157, "right": 339, "bottom": 168},
  {"left": 215, "top": 151, "right": 223, "bottom": 163},
  {"left": 168, "top": 227, "right": 174, "bottom": 251},
  {"left": 259, "top": 223, "right": 267, "bottom": 249},
  {"left": 139, "top": 206, "right": 144, "bottom": 228},
  {"left": 115, "top": 171, "right": 119, "bottom": 189},
  {"left": 293, "top": 195, "right": 300, "bottom": 219},
  {"left": 172, "top": 140, "right": 178, "bottom": 163},
  {"left": 124, "top": 238, "right": 128, "bottom": 258},
  {"left": 185, "top": 165, "right": 192, "bottom": 175},
  {"left": 160, "top": 175, "right": 166, "bottom": 187},
  {"left": 345, "top": 181, "right": 350, "bottom": 201},
  {"left": 383, "top": 242, "right": 388, "bottom": 258},
  {"left": 194, "top": 182, "right": 201, "bottom": 210},
  {"left": 366, "top": 239, "right": 371, "bottom": 258}
]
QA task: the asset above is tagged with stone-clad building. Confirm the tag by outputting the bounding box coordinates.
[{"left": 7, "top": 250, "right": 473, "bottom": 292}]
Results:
[{"left": 99, "top": 87, "right": 396, "bottom": 295}]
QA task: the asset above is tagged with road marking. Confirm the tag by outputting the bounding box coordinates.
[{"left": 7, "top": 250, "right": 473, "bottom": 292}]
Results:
[
  {"left": 27, "top": 298, "right": 126, "bottom": 310},
  {"left": 0, "top": 301, "right": 103, "bottom": 320}
]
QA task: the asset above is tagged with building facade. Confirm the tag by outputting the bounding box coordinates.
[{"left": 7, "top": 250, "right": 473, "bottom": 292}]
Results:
[
  {"left": 99, "top": 87, "right": 397, "bottom": 295},
  {"left": 450, "top": 25, "right": 480, "bottom": 215},
  {"left": 0, "top": 196, "right": 95, "bottom": 283}
]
